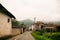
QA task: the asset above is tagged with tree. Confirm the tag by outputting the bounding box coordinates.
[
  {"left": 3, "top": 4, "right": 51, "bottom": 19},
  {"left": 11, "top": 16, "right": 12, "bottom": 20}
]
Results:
[
  {"left": 56, "top": 26, "right": 60, "bottom": 32},
  {"left": 12, "top": 20, "right": 20, "bottom": 26}
]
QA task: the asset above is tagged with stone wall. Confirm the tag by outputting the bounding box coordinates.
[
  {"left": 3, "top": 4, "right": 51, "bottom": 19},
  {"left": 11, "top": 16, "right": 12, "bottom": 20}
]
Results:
[{"left": 12, "top": 28, "right": 21, "bottom": 35}]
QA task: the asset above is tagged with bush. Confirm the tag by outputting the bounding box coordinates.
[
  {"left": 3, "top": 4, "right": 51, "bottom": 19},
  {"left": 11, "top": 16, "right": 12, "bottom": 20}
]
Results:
[
  {"left": 50, "top": 34, "right": 60, "bottom": 40},
  {"left": 35, "top": 30, "right": 45, "bottom": 35},
  {"left": 39, "top": 30, "right": 45, "bottom": 35},
  {"left": 56, "top": 26, "right": 60, "bottom": 32},
  {"left": 31, "top": 31, "right": 51, "bottom": 40},
  {"left": 31, "top": 31, "right": 45, "bottom": 40}
]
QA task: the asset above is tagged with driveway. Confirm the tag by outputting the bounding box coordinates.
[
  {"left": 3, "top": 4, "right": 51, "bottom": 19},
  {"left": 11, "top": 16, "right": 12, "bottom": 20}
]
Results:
[{"left": 9, "top": 31, "right": 35, "bottom": 40}]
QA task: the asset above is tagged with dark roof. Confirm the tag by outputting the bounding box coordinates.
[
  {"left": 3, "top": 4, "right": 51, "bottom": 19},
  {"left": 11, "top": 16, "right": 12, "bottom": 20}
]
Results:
[
  {"left": 12, "top": 26, "right": 21, "bottom": 28},
  {"left": 12, "top": 26, "right": 23, "bottom": 28},
  {"left": 0, "top": 4, "right": 16, "bottom": 19}
]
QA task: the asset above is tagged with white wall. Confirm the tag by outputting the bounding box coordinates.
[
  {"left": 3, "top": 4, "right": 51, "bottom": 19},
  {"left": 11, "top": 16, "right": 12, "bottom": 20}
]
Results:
[{"left": 0, "top": 12, "right": 12, "bottom": 37}]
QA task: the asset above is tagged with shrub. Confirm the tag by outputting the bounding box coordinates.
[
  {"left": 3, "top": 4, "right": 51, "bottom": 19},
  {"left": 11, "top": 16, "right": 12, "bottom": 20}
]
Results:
[
  {"left": 35, "top": 30, "right": 45, "bottom": 35},
  {"left": 50, "top": 34, "right": 60, "bottom": 40},
  {"left": 31, "top": 31, "right": 51, "bottom": 40},
  {"left": 56, "top": 26, "right": 60, "bottom": 32}
]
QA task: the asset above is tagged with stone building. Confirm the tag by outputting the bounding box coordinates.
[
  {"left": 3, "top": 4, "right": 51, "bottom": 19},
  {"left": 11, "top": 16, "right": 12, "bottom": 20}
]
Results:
[{"left": 0, "top": 4, "right": 15, "bottom": 37}]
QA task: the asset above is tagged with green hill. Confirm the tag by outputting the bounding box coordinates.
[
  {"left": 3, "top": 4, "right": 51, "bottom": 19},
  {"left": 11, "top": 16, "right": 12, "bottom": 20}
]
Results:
[
  {"left": 20, "top": 19, "right": 34, "bottom": 26},
  {"left": 53, "top": 21, "right": 60, "bottom": 24}
]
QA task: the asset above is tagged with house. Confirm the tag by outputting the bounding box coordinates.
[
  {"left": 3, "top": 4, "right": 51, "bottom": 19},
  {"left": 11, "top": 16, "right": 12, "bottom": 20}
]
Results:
[
  {"left": 29, "top": 21, "right": 44, "bottom": 31},
  {"left": 28, "top": 21, "right": 44, "bottom": 31},
  {"left": 43, "top": 23, "right": 57, "bottom": 32},
  {"left": 43, "top": 27, "right": 56, "bottom": 32},
  {"left": 29, "top": 24, "right": 36, "bottom": 31},
  {"left": 34, "top": 21, "right": 44, "bottom": 30},
  {"left": 0, "top": 4, "right": 15, "bottom": 37}
]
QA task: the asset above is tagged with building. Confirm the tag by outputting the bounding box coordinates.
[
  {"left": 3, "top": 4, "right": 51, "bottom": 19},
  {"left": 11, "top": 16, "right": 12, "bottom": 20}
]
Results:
[
  {"left": 43, "top": 23, "right": 57, "bottom": 32},
  {"left": 0, "top": 4, "right": 15, "bottom": 37},
  {"left": 34, "top": 21, "right": 44, "bottom": 30},
  {"left": 29, "top": 24, "right": 36, "bottom": 31}
]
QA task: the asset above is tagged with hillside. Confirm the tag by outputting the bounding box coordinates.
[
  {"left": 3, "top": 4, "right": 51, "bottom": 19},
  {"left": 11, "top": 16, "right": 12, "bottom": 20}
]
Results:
[{"left": 20, "top": 19, "right": 34, "bottom": 26}]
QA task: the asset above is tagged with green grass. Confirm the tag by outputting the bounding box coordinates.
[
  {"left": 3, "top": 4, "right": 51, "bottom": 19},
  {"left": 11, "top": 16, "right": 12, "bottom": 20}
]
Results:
[{"left": 31, "top": 31, "right": 52, "bottom": 40}]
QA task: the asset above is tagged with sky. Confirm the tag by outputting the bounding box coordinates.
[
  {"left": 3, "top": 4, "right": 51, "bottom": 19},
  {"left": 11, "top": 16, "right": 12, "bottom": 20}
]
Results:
[{"left": 0, "top": 0, "right": 60, "bottom": 22}]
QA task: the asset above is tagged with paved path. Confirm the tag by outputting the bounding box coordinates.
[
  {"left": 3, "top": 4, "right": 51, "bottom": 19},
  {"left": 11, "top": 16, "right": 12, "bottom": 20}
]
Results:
[{"left": 9, "top": 31, "right": 35, "bottom": 40}]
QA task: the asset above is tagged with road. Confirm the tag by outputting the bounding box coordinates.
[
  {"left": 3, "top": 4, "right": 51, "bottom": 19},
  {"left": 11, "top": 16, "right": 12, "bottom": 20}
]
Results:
[{"left": 9, "top": 31, "right": 35, "bottom": 40}]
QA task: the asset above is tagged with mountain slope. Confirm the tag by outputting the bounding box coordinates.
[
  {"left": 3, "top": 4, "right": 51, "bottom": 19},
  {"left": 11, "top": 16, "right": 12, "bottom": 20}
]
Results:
[{"left": 20, "top": 19, "right": 34, "bottom": 26}]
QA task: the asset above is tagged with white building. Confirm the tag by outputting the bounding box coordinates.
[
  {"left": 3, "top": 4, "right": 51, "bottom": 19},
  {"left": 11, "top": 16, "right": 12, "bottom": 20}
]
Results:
[{"left": 0, "top": 4, "right": 15, "bottom": 37}]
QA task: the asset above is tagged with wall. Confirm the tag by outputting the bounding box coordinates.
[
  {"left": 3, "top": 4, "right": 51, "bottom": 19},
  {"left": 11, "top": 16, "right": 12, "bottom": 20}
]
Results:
[
  {"left": 12, "top": 28, "right": 21, "bottom": 35},
  {"left": 0, "top": 12, "right": 12, "bottom": 37}
]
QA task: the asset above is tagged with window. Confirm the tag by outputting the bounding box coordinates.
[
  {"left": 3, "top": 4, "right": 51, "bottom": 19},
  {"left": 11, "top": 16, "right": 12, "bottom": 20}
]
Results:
[{"left": 8, "top": 18, "right": 10, "bottom": 23}]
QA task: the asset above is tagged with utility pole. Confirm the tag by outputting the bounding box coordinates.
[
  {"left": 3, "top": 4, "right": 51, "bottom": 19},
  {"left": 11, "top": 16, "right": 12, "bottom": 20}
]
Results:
[
  {"left": 33, "top": 17, "right": 36, "bottom": 30},
  {"left": 34, "top": 17, "right": 36, "bottom": 23}
]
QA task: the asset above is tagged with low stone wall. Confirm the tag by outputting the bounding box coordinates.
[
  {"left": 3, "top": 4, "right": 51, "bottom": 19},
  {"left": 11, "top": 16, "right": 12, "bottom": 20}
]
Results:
[{"left": 12, "top": 28, "right": 21, "bottom": 35}]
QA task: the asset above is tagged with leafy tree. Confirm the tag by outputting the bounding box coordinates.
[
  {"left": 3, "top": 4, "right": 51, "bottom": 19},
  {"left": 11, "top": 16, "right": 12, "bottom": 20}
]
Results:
[
  {"left": 56, "top": 26, "right": 60, "bottom": 32},
  {"left": 12, "top": 20, "right": 20, "bottom": 26}
]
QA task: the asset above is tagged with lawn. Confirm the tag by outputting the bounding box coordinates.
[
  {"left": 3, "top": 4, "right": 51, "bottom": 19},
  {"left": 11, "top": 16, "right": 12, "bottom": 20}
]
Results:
[{"left": 31, "top": 30, "right": 60, "bottom": 40}]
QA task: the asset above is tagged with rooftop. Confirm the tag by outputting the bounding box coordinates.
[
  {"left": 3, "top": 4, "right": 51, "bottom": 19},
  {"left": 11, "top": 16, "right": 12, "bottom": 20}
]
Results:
[{"left": 0, "top": 4, "right": 16, "bottom": 19}]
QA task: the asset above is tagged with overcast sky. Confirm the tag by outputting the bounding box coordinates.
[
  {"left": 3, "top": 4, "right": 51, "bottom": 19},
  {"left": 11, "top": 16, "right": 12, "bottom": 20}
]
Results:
[{"left": 0, "top": 0, "right": 60, "bottom": 22}]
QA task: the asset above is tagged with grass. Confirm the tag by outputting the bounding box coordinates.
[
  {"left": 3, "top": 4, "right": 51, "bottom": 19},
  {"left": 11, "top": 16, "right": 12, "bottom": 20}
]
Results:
[
  {"left": 31, "top": 31, "right": 52, "bottom": 40},
  {"left": 31, "top": 30, "right": 60, "bottom": 40}
]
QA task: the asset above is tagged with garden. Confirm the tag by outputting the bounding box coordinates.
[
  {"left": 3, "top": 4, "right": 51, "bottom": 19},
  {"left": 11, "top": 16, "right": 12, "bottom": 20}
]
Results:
[{"left": 31, "top": 30, "right": 60, "bottom": 40}]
